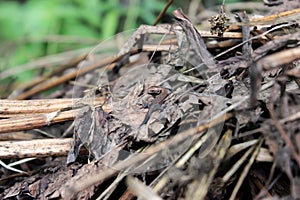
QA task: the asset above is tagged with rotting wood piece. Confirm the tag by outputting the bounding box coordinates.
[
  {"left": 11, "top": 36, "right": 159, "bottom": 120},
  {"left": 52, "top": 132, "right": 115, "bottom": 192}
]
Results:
[
  {"left": 0, "top": 109, "right": 77, "bottom": 134},
  {"left": 0, "top": 138, "right": 73, "bottom": 158},
  {"left": 0, "top": 97, "right": 105, "bottom": 118},
  {"left": 0, "top": 98, "right": 111, "bottom": 133},
  {"left": 0, "top": 98, "right": 104, "bottom": 115}
]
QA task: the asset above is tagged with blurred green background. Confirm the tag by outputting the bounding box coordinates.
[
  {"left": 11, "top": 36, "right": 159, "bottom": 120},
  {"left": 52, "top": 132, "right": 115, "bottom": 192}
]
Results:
[
  {"left": 0, "top": 0, "right": 176, "bottom": 71},
  {"left": 0, "top": 0, "right": 253, "bottom": 90}
]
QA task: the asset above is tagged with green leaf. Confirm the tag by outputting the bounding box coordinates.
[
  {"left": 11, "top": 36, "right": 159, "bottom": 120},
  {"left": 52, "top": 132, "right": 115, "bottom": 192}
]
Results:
[
  {"left": 0, "top": 2, "right": 23, "bottom": 39},
  {"left": 62, "top": 18, "right": 99, "bottom": 38},
  {"left": 102, "top": 9, "right": 119, "bottom": 39},
  {"left": 123, "top": 0, "right": 140, "bottom": 30},
  {"left": 9, "top": 43, "right": 43, "bottom": 66}
]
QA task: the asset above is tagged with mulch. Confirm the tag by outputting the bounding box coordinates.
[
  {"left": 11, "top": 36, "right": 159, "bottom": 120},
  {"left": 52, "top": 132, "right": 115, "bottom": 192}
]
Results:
[{"left": 0, "top": 2, "right": 300, "bottom": 199}]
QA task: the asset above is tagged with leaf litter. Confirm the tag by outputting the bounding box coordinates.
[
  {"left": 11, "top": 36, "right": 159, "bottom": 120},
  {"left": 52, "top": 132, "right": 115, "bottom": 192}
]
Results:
[{"left": 1, "top": 1, "right": 300, "bottom": 199}]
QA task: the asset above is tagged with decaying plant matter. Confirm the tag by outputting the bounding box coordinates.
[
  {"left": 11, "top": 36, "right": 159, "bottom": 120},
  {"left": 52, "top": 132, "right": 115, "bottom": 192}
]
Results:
[{"left": 0, "top": 1, "right": 300, "bottom": 199}]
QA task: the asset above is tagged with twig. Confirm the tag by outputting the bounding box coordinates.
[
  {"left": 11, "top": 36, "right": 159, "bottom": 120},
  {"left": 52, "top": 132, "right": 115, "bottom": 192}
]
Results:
[
  {"left": 269, "top": 95, "right": 300, "bottom": 167},
  {"left": 153, "top": 0, "right": 174, "bottom": 26}
]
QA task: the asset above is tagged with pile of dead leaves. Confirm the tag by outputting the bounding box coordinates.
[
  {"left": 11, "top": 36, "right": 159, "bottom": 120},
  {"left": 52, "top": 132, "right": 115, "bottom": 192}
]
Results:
[{"left": 0, "top": 1, "right": 300, "bottom": 199}]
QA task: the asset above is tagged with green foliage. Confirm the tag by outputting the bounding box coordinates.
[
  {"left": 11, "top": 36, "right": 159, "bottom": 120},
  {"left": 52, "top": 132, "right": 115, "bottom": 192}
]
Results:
[{"left": 0, "top": 0, "right": 174, "bottom": 84}]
